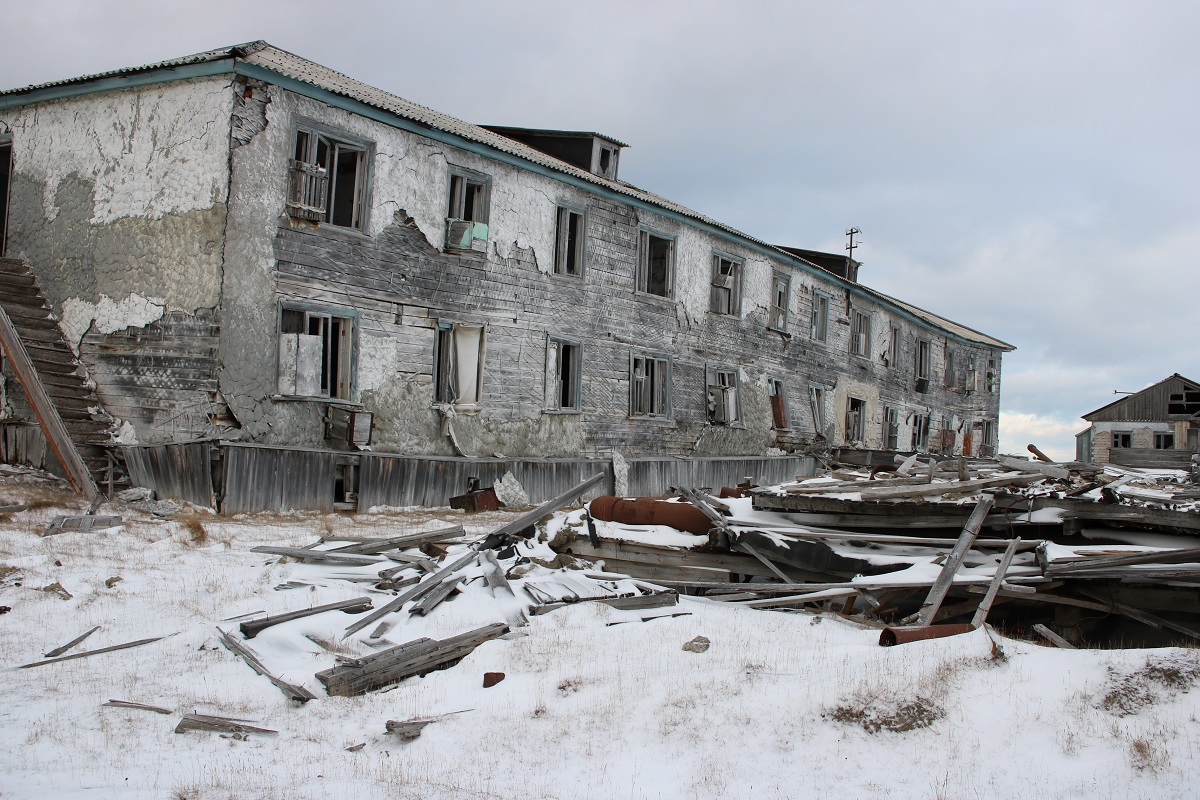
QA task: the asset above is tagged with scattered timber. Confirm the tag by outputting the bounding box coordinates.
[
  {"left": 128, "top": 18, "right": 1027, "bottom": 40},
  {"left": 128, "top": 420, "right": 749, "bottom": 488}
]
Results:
[
  {"left": 174, "top": 712, "right": 278, "bottom": 736},
  {"left": 239, "top": 597, "right": 374, "bottom": 639},
  {"left": 328, "top": 525, "right": 465, "bottom": 554},
  {"left": 44, "top": 625, "right": 100, "bottom": 657},
  {"left": 1032, "top": 624, "right": 1077, "bottom": 649},
  {"left": 317, "top": 622, "right": 509, "bottom": 697},
  {"left": 17, "top": 636, "right": 166, "bottom": 669},
  {"left": 916, "top": 497, "right": 995, "bottom": 626},
  {"left": 249, "top": 545, "right": 385, "bottom": 566},
  {"left": 102, "top": 699, "right": 172, "bottom": 714},
  {"left": 216, "top": 628, "right": 317, "bottom": 702}
]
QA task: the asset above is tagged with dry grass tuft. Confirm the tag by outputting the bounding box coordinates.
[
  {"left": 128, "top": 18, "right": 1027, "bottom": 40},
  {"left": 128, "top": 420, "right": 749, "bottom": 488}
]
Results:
[
  {"left": 1128, "top": 737, "right": 1170, "bottom": 772},
  {"left": 1098, "top": 655, "right": 1200, "bottom": 717},
  {"left": 828, "top": 695, "right": 943, "bottom": 733},
  {"left": 178, "top": 513, "right": 209, "bottom": 545}
]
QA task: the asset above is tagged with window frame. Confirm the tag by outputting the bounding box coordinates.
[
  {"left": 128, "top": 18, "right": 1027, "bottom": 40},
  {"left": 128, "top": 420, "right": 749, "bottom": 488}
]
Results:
[
  {"left": 887, "top": 325, "right": 900, "bottom": 370},
  {"left": 553, "top": 204, "right": 586, "bottom": 277},
  {"left": 709, "top": 252, "right": 744, "bottom": 316},
  {"left": 1154, "top": 432, "right": 1175, "bottom": 450},
  {"left": 845, "top": 396, "right": 867, "bottom": 443},
  {"left": 0, "top": 136, "right": 11, "bottom": 257},
  {"left": 769, "top": 272, "right": 791, "bottom": 332},
  {"left": 276, "top": 302, "right": 358, "bottom": 402},
  {"left": 1111, "top": 431, "right": 1133, "bottom": 449},
  {"left": 811, "top": 290, "right": 830, "bottom": 342},
  {"left": 915, "top": 338, "right": 931, "bottom": 383},
  {"left": 882, "top": 405, "right": 900, "bottom": 450},
  {"left": 629, "top": 351, "right": 672, "bottom": 419},
  {"left": 809, "top": 384, "right": 827, "bottom": 439},
  {"left": 850, "top": 308, "right": 872, "bottom": 358},
  {"left": 636, "top": 228, "right": 676, "bottom": 298},
  {"left": 287, "top": 120, "right": 373, "bottom": 232},
  {"left": 434, "top": 321, "right": 488, "bottom": 411},
  {"left": 546, "top": 336, "right": 583, "bottom": 412},
  {"left": 445, "top": 166, "right": 492, "bottom": 251},
  {"left": 911, "top": 413, "right": 931, "bottom": 450},
  {"left": 768, "top": 377, "right": 789, "bottom": 430},
  {"left": 705, "top": 364, "right": 743, "bottom": 426}
]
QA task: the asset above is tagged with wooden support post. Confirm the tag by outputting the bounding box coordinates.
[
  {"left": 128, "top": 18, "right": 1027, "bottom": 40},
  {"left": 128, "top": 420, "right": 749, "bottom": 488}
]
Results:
[
  {"left": 971, "top": 537, "right": 1021, "bottom": 627},
  {"left": 0, "top": 306, "right": 97, "bottom": 500},
  {"left": 916, "top": 496, "right": 995, "bottom": 627},
  {"left": 1032, "top": 623, "right": 1076, "bottom": 649}
]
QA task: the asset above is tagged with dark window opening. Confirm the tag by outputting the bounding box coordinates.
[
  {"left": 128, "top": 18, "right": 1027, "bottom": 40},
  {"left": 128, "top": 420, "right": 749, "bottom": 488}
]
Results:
[
  {"left": 883, "top": 405, "right": 899, "bottom": 450},
  {"left": 631, "top": 354, "right": 671, "bottom": 418},
  {"left": 769, "top": 378, "right": 788, "bottom": 429},
  {"left": 449, "top": 174, "right": 488, "bottom": 223},
  {"left": 637, "top": 231, "right": 673, "bottom": 297},
  {"left": 911, "top": 414, "right": 931, "bottom": 450},
  {"left": 0, "top": 141, "right": 10, "bottom": 257},
  {"left": 1155, "top": 432, "right": 1174, "bottom": 449},
  {"left": 845, "top": 396, "right": 866, "bottom": 443},
  {"left": 277, "top": 306, "right": 355, "bottom": 400},
  {"left": 555, "top": 207, "right": 585, "bottom": 276},
  {"left": 288, "top": 128, "right": 368, "bottom": 230},
  {"left": 1111, "top": 431, "right": 1132, "bottom": 449},
  {"left": 548, "top": 339, "right": 581, "bottom": 411}
]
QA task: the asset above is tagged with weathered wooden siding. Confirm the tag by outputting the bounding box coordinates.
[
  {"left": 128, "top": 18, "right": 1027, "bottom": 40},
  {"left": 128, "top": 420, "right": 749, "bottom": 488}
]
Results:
[
  {"left": 220, "top": 443, "right": 335, "bottom": 513},
  {"left": 121, "top": 442, "right": 215, "bottom": 508},
  {"left": 1084, "top": 375, "right": 1200, "bottom": 423}
]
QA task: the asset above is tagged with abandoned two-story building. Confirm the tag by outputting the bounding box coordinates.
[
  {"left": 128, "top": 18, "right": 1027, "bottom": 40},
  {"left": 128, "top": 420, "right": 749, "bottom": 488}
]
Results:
[{"left": 0, "top": 42, "right": 1013, "bottom": 511}]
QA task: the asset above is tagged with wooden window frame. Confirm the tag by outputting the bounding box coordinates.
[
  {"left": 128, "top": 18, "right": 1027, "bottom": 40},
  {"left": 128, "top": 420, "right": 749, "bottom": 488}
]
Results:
[
  {"left": 0, "top": 137, "right": 11, "bottom": 258},
  {"left": 710, "top": 253, "right": 744, "bottom": 316},
  {"left": 434, "top": 321, "right": 487, "bottom": 411},
  {"left": 882, "top": 405, "right": 900, "bottom": 450},
  {"left": 276, "top": 303, "right": 358, "bottom": 401},
  {"left": 706, "top": 365, "right": 742, "bottom": 426},
  {"left": 554, "top": 205, "right": 586, "bottom": 277},
  {"left": 809, "top": 384, "right": 827, "bottom": 439},
  {"left": 887, "top": 325, "right": 900, "bottom": 370},
  {"left": 845, "top": 396, "right": 866, "bottom": 443},
  {"left": 811, "top": 290, "right": 830, "bottom": 342},
  {"left": 768, "top": 377, "right": 789, "bottom": 430},
  {"left": 769, "top": 273, "right": 791, "bottom": 331},
  {"left": 629, "top": 352, "right": 672, "bottom": 419},
  {"left": 636, "top": 229, "right": 675, "bottom": 298},
  {"left": 1154, "top": 432, "right": 1175, "bottom": 450},
  {"left": 288, "top": 121, "right": 372, "bottom": 231},
  {"left": 850, "top": 308, "right": 871, "bottom": 358},
  {"left": 546, "top": 337, "right": 582, "bottom": 412},
  {"left": 911, "top": 413, "right": 931, "bottom": 450}
]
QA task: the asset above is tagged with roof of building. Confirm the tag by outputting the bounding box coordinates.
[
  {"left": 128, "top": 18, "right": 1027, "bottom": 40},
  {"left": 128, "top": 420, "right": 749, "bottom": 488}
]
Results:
[
  {"left": 479, "top": 125, "right": 629, "bottom": 148},
  {"left": 1082, "top": 373, "right": 1200, "bottom": 422},
  {"left": 0, "top": 41, "right": 1014, "bottom": 352}
]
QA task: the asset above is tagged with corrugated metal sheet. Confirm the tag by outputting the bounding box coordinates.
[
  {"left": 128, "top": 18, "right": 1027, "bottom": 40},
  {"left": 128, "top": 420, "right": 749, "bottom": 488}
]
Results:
[{"left": 221, "top": 443, "right": 335, "bottom": 513}]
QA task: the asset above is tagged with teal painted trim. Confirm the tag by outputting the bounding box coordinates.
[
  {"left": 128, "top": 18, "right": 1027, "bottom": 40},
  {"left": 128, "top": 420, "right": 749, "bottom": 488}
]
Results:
[
  {"left": 0, "top": 60, "right": 237, "bottom": 111},
  {"left": 231, "top": 64, "right": 1006, "bottom": 351}
]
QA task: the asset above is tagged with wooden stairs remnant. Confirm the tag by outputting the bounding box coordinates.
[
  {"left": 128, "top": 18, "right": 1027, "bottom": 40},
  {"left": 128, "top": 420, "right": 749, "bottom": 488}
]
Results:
[{"left": 0, "top": 257, "right": 113, "bottom": 498}]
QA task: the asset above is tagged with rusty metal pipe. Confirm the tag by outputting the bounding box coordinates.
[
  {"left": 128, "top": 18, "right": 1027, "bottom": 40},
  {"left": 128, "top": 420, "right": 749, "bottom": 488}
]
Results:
[
  {"left": 879, "top": 623, "right": 976, "bottom": 647},
  {"left": 588, "top": 496, "right": 712, "bottom": 535}
]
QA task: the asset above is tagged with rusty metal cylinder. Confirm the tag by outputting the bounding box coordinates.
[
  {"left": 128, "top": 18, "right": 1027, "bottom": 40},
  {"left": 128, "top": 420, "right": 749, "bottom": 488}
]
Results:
[
  {"left": 878, "top": 623, "right": 976, "bottom": 647},
  {"left": 587, "top": 496, "right": 712, "bottom": 535}
]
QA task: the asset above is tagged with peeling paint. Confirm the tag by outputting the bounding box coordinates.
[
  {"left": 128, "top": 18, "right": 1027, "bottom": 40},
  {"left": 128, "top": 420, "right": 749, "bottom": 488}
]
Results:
[{"left": 60, "top": 293, "right": 167, "bottom": 351}]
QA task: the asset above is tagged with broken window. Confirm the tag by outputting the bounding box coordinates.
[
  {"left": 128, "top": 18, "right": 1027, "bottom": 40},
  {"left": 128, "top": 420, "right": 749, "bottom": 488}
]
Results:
[
  {"left": 546, "top": 338, "right": 582, "bottom": 411},
  {"left": 915, "top": 339, "right": 931, "bottom": 389},
  {"left": 940, "top": 418, "right": 957, "bottom": 452},
  {"left": 434, "top": 322, "right": 486, "bottom": 409},
  {"left": 0, "top": 139, "right": 10, "bottom": 257},
  {"left": 1167, "top": 388, "right": 1200, "bottom": 415},
  {"left": 811, "top": 290, "right": 829, "bottom": 342},
  {"left": 637, "top": 230, "right": 674, "bottom": 297},
  {"left": 446, "top": 169, "right": 490, "bottom": 250},
  {"left": 882, "top": 405, "right": 900, "bottom": 450},
  {"left": 966, "top": 355, "right": 978, "bottom": 392},
  {"left": 288, "top": 126, "right": 370, "bottom": 230},
  {"left": 768, "top": 378, "right": 789, "bottom": 429},
  {"left": 710, "top": 254, "right": 743, "bottom": 315},
  {"left": 630, "top": 353, "right": 671, "bottom": 418},
  {"left": 850, "top": 309, "right": 871, "bottom": 358},
  {"left": 809, "top": 385, "right": 827, "bottom": 438},
  {"left": 1111, "top": 431, "right": 1132, "bottom": 449},
  {"left": 985, "top": 357, "right": 997, "bottom": 393},
  {"left": 1155, "top": 432, "right": 1174, "bottom": 450},
  {"left": 594, "top": 145, "right": 619, "bottom": 179},
  {"left": 943, "top": 348, "right": 956, "bottom": 388},
  {"left": 554, "top": 206, "right": 585, "bottom": 276},
  {"left": 769, "top": 273, "right": 790, "bottom": 331},
  {"left": 911, "top": 413, "right": 931, "bottom": 450},
  {"left": 706, "top": 366, "right": 741, "bottom": 425},
  {"left": 981, "top": 420, "right": 997, "bottom": 457},
  {"left": 277, "top": 305, "right": 356, "bottom": 400},
  {"left": 845, "top": 396, "right": 866, "bottom": 443},
  {"left": 886, "top": 325, "right": 900, "bottom": 370}
]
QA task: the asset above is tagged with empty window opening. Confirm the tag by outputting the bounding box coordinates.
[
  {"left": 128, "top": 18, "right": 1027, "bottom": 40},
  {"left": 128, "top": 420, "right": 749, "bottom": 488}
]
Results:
[
  {"left": 939, "top": 418, "right": 956, "bottom": 453},
  {"left": 915, "top": 339, "right": 931, "bottom": 387},
  {"left": 547, "top": 338, "right": 582, "bottom": 411},
  {"left": 850, "top": 309, "right": 871, "bottom": 357},
  {"left": 981, "top": 420, "right": 997, "bottom": 457},
  {"left": 637, "top": 231, "right": 674, "bottom": 297},
  {"left": 966, "top": 355, "right": 978, "bottom": 392},
  {"left": 554, "top": 207, "right": 585, "bottom": 276},
  {"left": 435, "top": 323, "right": 486, "bottom": 409},
  {"left": 710, "top": 254, "right": 743, "bottom": 315},
  {"left": 887, "top": 325, "right": 900, "bottom": 369},
  {"left": 1167, "top": 387, "right": 1200, "bottom": 415},
  {"left": 769, "top": 378, "right": 789, "bottom": 429},
  {"left": 809, "top": 385, "right": 827, "bottom": 439},
  {"left": 1154, "top": 432, "right": 1174, "bottom": 449},
  {"left": 448, "top": 174, "right": 488, "bottom": 222},
  {"left": 943, "top": 348, "right": 956, "bottom": 388},
  {"left": 707, "top": 366, "right": 741, "bottom": 425},
  {"left": 277, "top": 306, "right": 355, "bottom": 400},
  {"left": 630, "top": 354, "right": 671, "bottom": 418},
  {"left": 288, "top": 128, "right": 369, "bottom": 230},
  {"left": 882, "top": 405, "right": 900, "bottom": 450},
  {"left": 811, "top": 290, "right": 830, "bottom": 342},
  {"left": 845, "top": 396, "right": 866, "bottom": 443},
  {"left": 769, "top": 273, "right": 790, "bottom": 331},
  {"left": 1111, "top": 431, "right": 1133, "bottom": 449},
  {"left": 911, "top": 413, "right": 931, "bottom": 450},
  {"left": 985, "top": 357, "right": 997, "bottom": 393},
  {"left": 0, "top": 140, "right": 10, "bottom": 256}
]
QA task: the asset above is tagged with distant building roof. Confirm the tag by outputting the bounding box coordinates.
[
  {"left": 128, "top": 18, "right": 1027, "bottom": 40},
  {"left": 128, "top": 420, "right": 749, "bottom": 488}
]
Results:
[{"left": 1082, "top": 373, "right": 1200, "bottom": 422}]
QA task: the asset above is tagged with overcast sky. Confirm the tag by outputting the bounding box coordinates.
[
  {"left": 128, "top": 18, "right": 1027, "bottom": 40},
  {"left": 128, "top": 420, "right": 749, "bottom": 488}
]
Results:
[{"left": 3, "top": 0, "right": 1197, "bottom": 461}]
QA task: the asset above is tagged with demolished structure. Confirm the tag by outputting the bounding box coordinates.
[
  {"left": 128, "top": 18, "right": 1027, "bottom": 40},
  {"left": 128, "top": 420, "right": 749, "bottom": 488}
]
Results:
[
  {"left": 1076, "top": 374, "right": 1200, "bottom": 468},
  {"left": 0, "top": 42, "right": 1012, "bottom": 511}
]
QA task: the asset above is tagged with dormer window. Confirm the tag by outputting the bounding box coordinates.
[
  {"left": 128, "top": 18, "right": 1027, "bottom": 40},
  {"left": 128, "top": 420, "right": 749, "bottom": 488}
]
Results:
[{"left": 594, "top": 144, "right": 619, "bottom": 179}]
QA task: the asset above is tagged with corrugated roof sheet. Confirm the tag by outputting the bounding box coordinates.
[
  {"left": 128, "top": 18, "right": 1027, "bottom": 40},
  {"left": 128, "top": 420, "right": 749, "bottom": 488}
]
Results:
[{"left": 1, "top": 40, "right": 1013, "bottom": 351}]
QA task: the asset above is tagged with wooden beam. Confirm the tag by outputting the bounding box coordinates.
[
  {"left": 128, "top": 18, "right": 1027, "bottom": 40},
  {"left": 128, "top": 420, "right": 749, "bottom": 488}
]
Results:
[
  {"left": 17, "top": 636, "right": 165, "bottom": 669},
  {"left": 0, "top": 305, "right": 97, "bottom": 499},
  {"left": 1032, "top": 623, "right": 1076, "bottom": 649},
  {"left": 490, "top": 473, "right": 606, "bottom": 538},
  {"left": 972, "top": 537, "right": 1021, "bottom": 627},
  {"left": 239, "top": 597, "right": 374, "bottom": 639},
  {"left": 916, "top": 496, "right": 995, "bottom": 626},
  {"left": 1048, "top": 546, "right": 1200, "bottom": 575}
]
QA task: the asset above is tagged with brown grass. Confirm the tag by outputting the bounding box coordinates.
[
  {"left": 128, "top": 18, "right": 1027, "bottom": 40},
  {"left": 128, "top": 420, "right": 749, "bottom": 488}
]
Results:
[{"left": 177, "top": 513, "right": 209, "bottom": 545}]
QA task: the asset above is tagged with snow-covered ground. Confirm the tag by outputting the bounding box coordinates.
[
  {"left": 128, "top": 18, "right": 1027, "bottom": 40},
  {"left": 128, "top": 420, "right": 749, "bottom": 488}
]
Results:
[{"left": 2, "top": 471, "right": 1198, "bottom": 800}]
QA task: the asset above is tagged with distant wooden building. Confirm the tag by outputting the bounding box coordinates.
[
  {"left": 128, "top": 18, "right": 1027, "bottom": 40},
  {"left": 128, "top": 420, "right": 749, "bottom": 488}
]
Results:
[{"left": 1076, "top": 374, "right": 1200, "bottom": 467}]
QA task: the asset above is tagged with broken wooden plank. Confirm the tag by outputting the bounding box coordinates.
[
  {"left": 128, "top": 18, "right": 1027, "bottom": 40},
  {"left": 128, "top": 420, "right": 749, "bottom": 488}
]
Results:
[
  {"left": 409, "top": 576, "right": 464, "bottom": 616},
  {"left": 102, "top": 699, "right": 172, "bottom": 714},
  {"left": 736, "top": 541, "right": 796, "bottom": 582},
  {"left": 996, "top": 456, "right": 1070, "bottom": 481},
  {"left": 1032, "top": 623, "right": 1077, "bottom": 649},
  {"left": 385, "top": 709, "right": 472, "bottom": 740},
  {"left": 481, "top": 549, "right": 514, "bottom": 596},
  {"left": 17, "top": 636, "right": 166, "bottom": 669},
  {"left": 44, "top": 625, "right": 100, "bottom": 658},
  {"left": 738, "top": 588, "right": 859, "bottom": 609},
  {"left": 0, "top": 304, "right": 98, "bottom": 500},
  {"left": 317, "top": 622, "right": 508, "bottom": 697},
  {"left": 600, "top": 592, "right": 679, "bottom": 611},
  {"left": 216, "top": 628, "right": 317, "bottom": 702},
  {"left": 345, "top": 548, "right": 480, "bottom": 635},
  {"left": 175, "top": 712, "right": 277, "bottom": 736},
  {"left": 329, "top": 525, "right": 465, "bottom": 554},
  {"left": 971, "top": 537, "right": 1022, "bottom": 627},
  {"left": 1047, "top": 546, "right": 1200, "bottom": 576},
  {"left": 1076, "top": 589, "right": 1200, "bottom": 642},
  {"left": 249, "top": 545, "right": 385, "bottom": 566},
  {"left": 239, "top": 597, "right": 374, "bottom": 639},
  {"left": 43, "top": 515, "right": 122, "bottom": 535},
  {"left": 854, "top": 474, "right": 1040, "bottom": 502},
  {"left": 915, "top": 496, "right": 995, "bottom": 626},
  {"left": 491, "top": 473, "right": 606, "bottom": 538}
]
